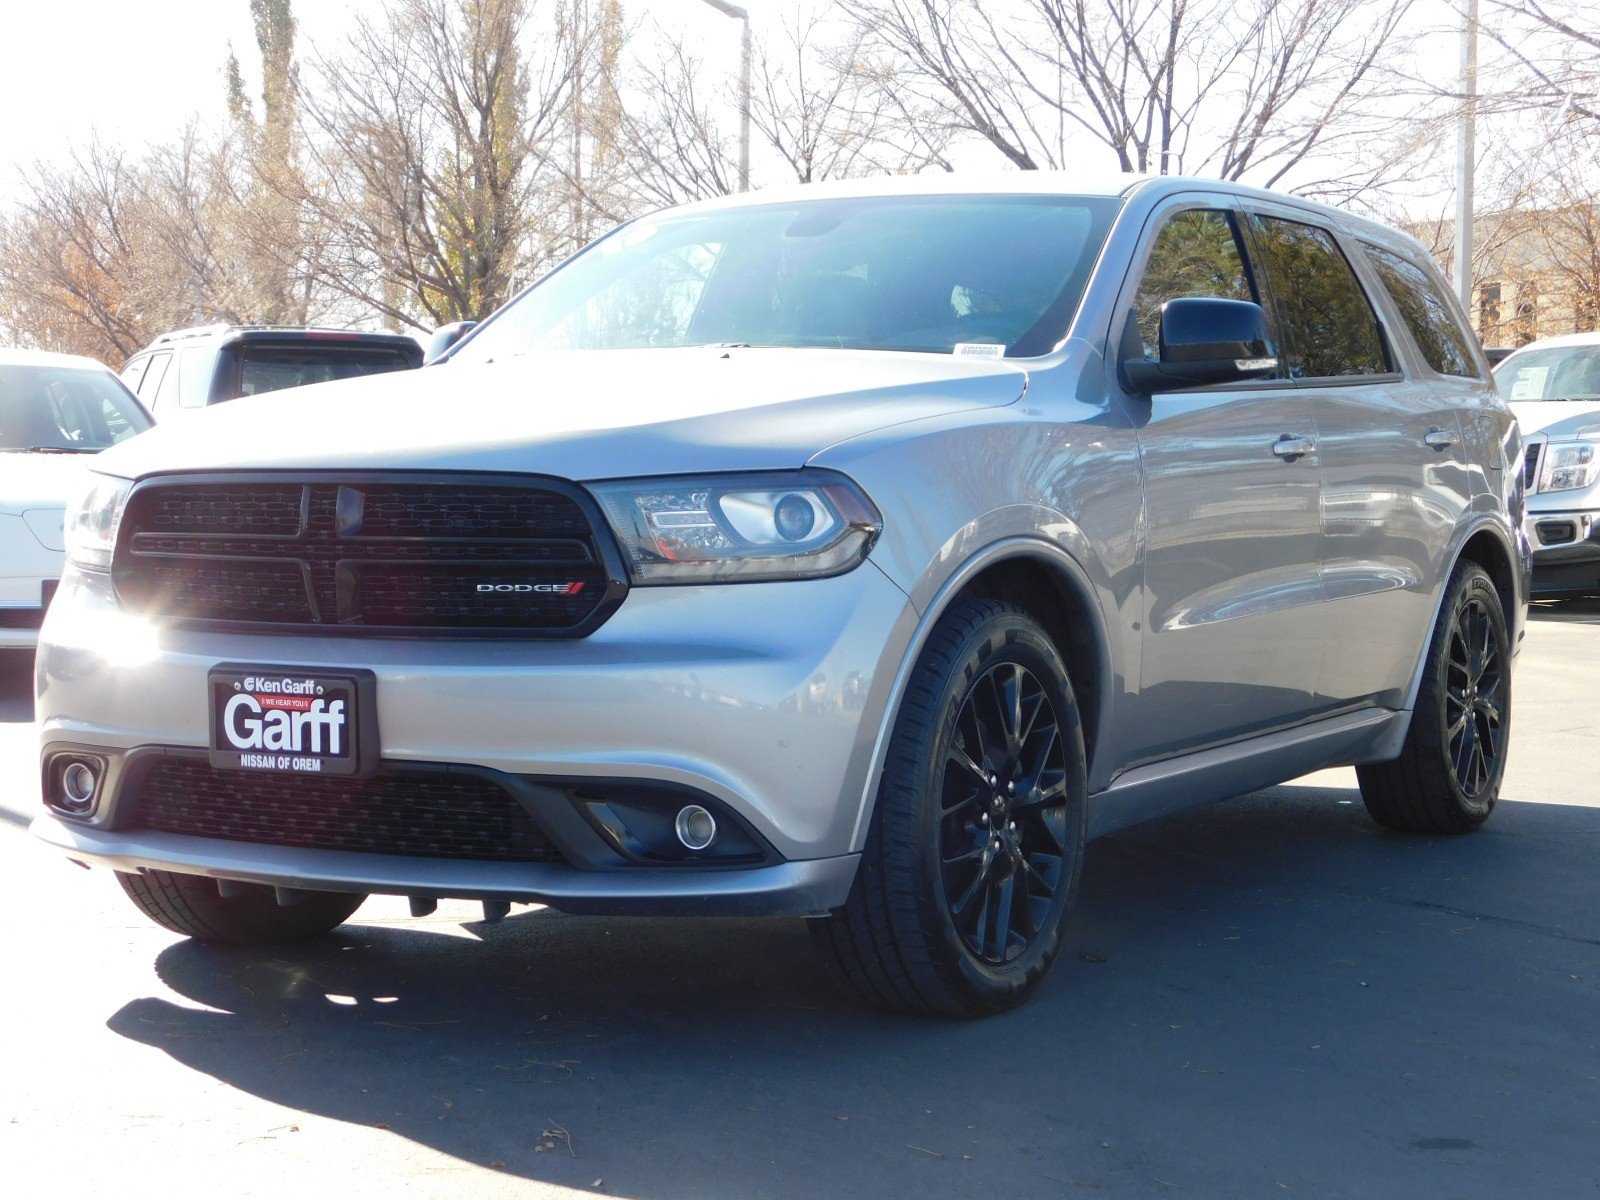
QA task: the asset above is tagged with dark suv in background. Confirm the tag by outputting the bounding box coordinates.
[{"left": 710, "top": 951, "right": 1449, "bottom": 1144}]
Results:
[{"left": 119, "top": 325, "right": 422, "bottom": 418}]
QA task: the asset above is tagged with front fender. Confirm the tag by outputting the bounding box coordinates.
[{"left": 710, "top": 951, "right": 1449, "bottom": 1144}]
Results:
[{"left": 844, "top": 528, "right": 1127, "bottom": 852}]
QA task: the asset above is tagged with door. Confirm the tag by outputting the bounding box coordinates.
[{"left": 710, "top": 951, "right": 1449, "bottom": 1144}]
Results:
[
  {"left": 1121, "top": 204, "right": 1327, "bottom": 762},
  {"left": 1244, "top": 212, "right": 1476, "bottom": 709}
]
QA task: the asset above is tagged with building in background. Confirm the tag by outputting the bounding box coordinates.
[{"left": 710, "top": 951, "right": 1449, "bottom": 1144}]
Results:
[{"left": 1412, "top": 203, "right": 1600, "bottom": 348}]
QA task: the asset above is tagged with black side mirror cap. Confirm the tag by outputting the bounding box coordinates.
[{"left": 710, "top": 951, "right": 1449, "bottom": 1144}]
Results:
[
  {"left": 425, "top": 320, "right": 479, "bottom": 364},
  {"left": 1122, "top": 297, "right": 1279, "bottom": 394}
]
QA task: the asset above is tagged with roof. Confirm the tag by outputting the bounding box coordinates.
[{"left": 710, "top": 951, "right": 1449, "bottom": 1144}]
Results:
[
  {"left": 145, "top": 325, "right": 421, "bottom": 348},
  {"left": 648, "top": 170, "right": 1429, "bottom": 259},
  {"left": 0, "top": 347, "right": 115, "bottom": 372}
]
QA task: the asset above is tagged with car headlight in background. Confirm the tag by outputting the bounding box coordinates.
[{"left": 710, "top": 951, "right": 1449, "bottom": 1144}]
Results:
[
  {"left": 64, "top": 475, "right": 132, "bottom": 571},
  {"left": 590, "top": 471, "right": 881, "bottom": 584},
  {"left": 1541, "top": 441, "right": 1597, "bottom": 493}
]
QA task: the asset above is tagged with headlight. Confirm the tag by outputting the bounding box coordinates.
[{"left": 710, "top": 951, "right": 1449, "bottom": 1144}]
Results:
[
  {"left": 1541, "top": 442, "right": 1597, "bottom": 493},
  {"left": 64, "top": 475, "right": 132, "bottom": 571},
  {"left": 589, "top": 471, "right": 881, "bottom": 584}
]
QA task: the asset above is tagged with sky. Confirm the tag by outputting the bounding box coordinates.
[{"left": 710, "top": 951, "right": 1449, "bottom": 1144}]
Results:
[
  {"left": 0, "top": 0, "right": 1491, "bottom": 215},
  {"left": 0, "top": 0, "right": 761, "bottom": 200}
]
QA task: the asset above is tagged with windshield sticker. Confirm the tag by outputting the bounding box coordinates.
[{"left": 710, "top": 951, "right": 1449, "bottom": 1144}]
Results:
[
  {"left": 1509, "top": 366, "right": 1548, "bottom": 400},
  {"left": 954, "top": 343, "right": 1007, "bottom": 359}
]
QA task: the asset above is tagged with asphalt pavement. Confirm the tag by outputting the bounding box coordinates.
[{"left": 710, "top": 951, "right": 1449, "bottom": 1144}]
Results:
[{"left": 1, "top": 602, "right": 1597, "bottom": 1199}]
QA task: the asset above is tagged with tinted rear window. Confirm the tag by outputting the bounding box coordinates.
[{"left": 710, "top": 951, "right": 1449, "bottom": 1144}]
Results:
[
  {"left": 1362, "top": 243, "right": 1479, "bottom": 378},
  {"left": 234, "top": 345, "right": 416, "bottom": 398},
  {"left": 1247, "top": 215, "right": 1389, "bottom": 379}
]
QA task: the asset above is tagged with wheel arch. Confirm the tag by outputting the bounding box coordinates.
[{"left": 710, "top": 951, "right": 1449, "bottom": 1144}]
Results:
[
  {"left": 848, "top": 538, "right": 1118, "bottom": 852},
  {"left": 1397, "top": 516, "right": 1523, "bottom": 719}
]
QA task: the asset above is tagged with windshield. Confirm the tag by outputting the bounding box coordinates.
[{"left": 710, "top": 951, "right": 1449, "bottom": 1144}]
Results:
[
  {"left": 0, "top": 364, "right": 152, "bottom": 452},
  {"left": 453, "top": 194, "right": 1122, "bottom": 362},
  {"left": 1496, "top": 345, "right": 1600, "bottom": 401}
]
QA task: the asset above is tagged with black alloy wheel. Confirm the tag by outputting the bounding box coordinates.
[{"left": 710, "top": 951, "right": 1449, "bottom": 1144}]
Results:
[
  {"left": 1357, "top": 560, "right": 1512, "bottom": 834},
  {"left": 811, "top": 598, "right": 1088, "bottom": 1016},
  {"left": 1443, "top": 594, "right": 1506, "bottom": 799},
  {"left": 939, "top": 660, "right": 1071, "bottom": 965}
]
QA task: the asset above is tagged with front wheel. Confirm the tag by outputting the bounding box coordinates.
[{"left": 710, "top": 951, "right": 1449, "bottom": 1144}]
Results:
[
  {"left": 118, "top": 870, "right": 366, "bottom": 944},
  {"left": 1357, "top": 560, "right": 1511, "bottom": 834},
  {"left": 811, "top": 599, "right": 1088, "bottom": 1017}
]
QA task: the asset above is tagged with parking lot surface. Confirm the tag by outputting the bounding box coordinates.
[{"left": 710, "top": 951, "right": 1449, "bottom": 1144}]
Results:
[{"left": 2, "top": 602, "right": 1597, "bottom": 1199}]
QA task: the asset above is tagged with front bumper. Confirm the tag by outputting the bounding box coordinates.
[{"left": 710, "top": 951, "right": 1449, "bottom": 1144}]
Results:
[
  {"left": 30, "top": 810, "right": 860, "bottom": 915},
  {"left": 33, "top": 563, "right": 919, "bottom": 912},
  {"left": 1, "top": 512, "right": 64, "bottom": 648},
  {"left": 1523, "top": 505, "right": 1600, "bottom": 596}
]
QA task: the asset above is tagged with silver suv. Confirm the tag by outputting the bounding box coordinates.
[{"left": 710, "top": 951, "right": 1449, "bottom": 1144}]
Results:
[{"left": 34, "top": 176, "right": 1529, "bottom": 1016}]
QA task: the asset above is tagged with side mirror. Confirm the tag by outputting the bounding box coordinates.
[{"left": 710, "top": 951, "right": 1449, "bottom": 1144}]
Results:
[
  {"left": 1122, "top": 298, "right": 1279, "bottom": 394},
  {"left": 425, "top": 320, "right": 478, "bottom": 364}
]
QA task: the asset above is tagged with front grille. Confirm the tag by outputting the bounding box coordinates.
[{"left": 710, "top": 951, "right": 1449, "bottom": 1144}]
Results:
[
  {"left": 123, "top": 757, "right": 564, "bottom": 863},
  {"left": 113, "top": 475, "right": 624, "bottom": 636},
  {"left": 1524, "top": 442, "right": 1543, "bottom": 492}
]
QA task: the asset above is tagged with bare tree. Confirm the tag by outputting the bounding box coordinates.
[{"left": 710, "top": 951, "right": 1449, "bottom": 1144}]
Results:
[
  {"left": 0, "top": 133, "right": 265, "bottom": 360},
  {"left": 608, "top": 4, "right": 953, "bottom": 213},
  {"left": 223, "top": 0, "right": 313, "bottom": 323},
  {"left": 1482, "top": 1, "right": 1600, "bottom": 123},
  {"left": 837, "top": 0, "right": 1420, "bottom": 195},
  {"left": 297, "top": 0, "right": 580, "bottom": 329},
  {"left": 750, "top": 10, "right": 953, "bottom": 182}
]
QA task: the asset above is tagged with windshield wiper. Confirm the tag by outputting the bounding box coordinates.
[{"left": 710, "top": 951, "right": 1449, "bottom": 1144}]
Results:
[{"left": 20, "top": 445, "right": 99, "bottom": 454}]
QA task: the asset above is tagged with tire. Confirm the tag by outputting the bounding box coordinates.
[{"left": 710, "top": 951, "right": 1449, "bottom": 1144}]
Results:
[
  {"left": 1357, "top": 560, "right": 1511, "bottom": 834},
  {"left": 117, "top": 869, "right": 366, "bottom": 945},
  {"left": 811, "top": 599, "right": 1088, "bottom": 1017}
]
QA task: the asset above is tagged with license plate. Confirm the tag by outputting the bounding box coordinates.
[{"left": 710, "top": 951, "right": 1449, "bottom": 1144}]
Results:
[{"left": 208, "top": 665, "right": 378, "bottom": 777}]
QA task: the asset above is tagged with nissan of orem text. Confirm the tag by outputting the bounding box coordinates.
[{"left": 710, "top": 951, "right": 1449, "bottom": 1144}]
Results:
[{"left": 34, "top": 175, "right": 1528, "bottom": 1016}]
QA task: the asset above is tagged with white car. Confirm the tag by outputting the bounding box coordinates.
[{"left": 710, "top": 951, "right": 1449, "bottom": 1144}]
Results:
[
  {"left": 1, "top": 349, "right": 153, "bottom": 649},
  {"left": 1495, "top": 332, "right": 1600, "bottom": 598}
]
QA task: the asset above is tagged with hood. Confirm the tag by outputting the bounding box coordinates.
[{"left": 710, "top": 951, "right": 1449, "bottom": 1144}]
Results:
[
  {"left": 1510, "top": 399, "right": 1600, "bottom": 440},
  {"left": 0, "top": 451, "right": 100, "bottom": 514},
  {"left": 93, "top": 347, "right": 1030, "bottom": 482}
]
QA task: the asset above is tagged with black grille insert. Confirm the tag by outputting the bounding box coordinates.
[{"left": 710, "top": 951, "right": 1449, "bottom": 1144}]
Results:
[
  {"left": 1524, "top": 442, "right": 1542, "bottom": 491},
  {"left": 123, "top": 757, "right": 564, "bottom": 863},
  {"left": 113, "top": 475, "right": 625, "bottom": 636}
]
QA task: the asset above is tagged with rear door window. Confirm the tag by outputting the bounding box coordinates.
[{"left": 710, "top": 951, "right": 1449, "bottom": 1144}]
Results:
[
  {"left": 1360, "top": 243, "right": 1480, "bottom": 378},
  {"left": 234, "top": 345, "right": 416, "bottom": 398},
  {"left": 1246, "top": 215, "right": 1389, "bottom": 379},
  {"left": 136, "top": 351, "right": 171, "bottom": 402},
  {"left": 119, "top": 356, "right": 149, "bottom": 392}
]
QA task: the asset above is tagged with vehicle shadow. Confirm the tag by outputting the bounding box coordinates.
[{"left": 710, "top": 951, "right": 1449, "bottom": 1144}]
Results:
[
  {"left": 106, "top": 782, "right": 1600, "bottom": 1199},
  {"left": 1528, "top": 595, "right": 1600, "bottom": 625}
]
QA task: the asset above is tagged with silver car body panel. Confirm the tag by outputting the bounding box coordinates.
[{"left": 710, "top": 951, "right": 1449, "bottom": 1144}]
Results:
[{"left": 32, "top": 173, "right": 1528, "bottom": 913}]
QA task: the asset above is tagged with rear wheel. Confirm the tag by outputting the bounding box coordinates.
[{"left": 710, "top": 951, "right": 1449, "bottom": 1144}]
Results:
[
  {"left": 117, "top": 870, "right": 366, "bottom": 944},
  {"left": 811, "top": 599, "right": 1088, "bottom": 1017},
  {"left": 1357, "top": 560, "right": 1511, "bottom": 834}
]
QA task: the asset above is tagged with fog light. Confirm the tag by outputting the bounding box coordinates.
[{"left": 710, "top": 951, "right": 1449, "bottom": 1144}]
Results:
[
  {"left": 49, "top": 755, "right": 105, "bottom": 816},
  {"left": 62, "top": 762, "right": 98, "bottom": 805},
  {"left": 674, "top": 804, "right": 717, "bottom": 851}
]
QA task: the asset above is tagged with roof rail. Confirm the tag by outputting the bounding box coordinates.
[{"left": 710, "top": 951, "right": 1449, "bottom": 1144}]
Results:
[{"left": 149, "top": 324, "right": 413, "bottom": 344}]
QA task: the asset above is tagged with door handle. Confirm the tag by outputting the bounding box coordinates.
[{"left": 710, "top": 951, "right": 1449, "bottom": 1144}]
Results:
[
  {"left": 1272, "top": 435, "right": 1316, "bottom": 461},
  {"left": 1424, "top": 426, "right": 1460, "bottom": 451}
]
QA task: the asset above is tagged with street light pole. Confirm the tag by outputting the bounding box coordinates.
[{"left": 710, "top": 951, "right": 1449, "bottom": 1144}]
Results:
[
  {"left": 1454, "top": 0, "right": 1479, "bottom": 313},
  {"left": 699, "top": 0, "right": 751, "bottom": 192}
]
